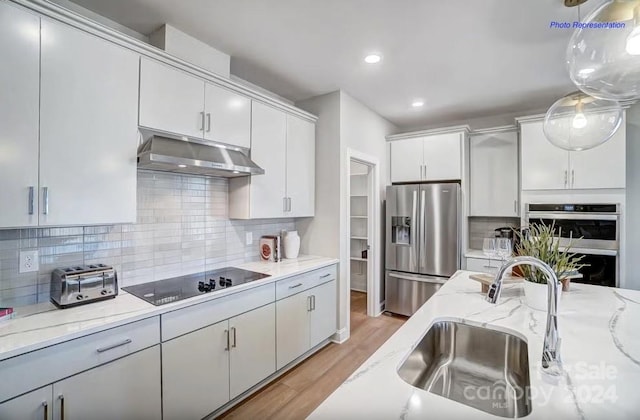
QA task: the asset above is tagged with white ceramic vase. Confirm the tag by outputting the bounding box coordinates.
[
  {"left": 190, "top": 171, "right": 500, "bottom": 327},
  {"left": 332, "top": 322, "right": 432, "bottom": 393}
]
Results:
[
  {"left": 522, "top": 279, "right": 562, "bottom": 312},
  {"left": 283, "top": 230, "right": 300, "bottom": 259}
]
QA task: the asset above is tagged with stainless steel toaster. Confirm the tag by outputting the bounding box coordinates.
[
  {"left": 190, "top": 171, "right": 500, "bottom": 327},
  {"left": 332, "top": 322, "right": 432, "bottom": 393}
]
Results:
[{"left": 50, "top": 264, "right": 118, "bottom": 308}]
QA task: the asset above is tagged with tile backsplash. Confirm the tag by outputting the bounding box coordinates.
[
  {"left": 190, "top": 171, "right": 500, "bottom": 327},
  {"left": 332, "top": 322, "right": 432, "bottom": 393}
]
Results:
[
  {"left": 0, "top": 171, "right": 294, "bottom": 308},
  {"left": 468, "top": 216, "right": 521, "bottom": 250}
]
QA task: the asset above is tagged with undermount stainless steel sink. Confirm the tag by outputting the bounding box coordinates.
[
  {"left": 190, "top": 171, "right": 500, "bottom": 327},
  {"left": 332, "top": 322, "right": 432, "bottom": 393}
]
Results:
[{"left": 398, "top": 320, "right": 532, "bottom": 418}]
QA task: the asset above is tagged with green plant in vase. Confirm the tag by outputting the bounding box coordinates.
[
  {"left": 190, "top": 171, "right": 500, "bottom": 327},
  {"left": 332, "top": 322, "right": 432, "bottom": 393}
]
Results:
[{"left": 514, "top": 222, "right": 586, "bottom": 287}]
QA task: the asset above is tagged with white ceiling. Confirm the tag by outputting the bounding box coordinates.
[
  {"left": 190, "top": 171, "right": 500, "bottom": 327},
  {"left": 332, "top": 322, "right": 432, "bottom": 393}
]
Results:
[{"left": 67, "top": 0, "right": 596, "bottom": 130}]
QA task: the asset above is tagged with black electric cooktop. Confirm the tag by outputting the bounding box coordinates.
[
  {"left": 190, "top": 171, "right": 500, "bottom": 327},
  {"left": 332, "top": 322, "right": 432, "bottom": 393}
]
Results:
[{"left": 122, "top": 267, "right": 270, "bottom": 306}]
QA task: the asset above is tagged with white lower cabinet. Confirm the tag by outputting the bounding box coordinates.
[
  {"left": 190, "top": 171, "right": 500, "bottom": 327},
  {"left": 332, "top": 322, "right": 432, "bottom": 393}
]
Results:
[
  {"left": 0, "top": 386, "right": 53, "bottom": 420},
  {"left": 51, "top": 346, "right": 161, "bottom": 420},
  {"left": 276, "top": 279, "right": 337, "bottom": 370},
  {"left": 229, "top": 303, "right": 276, "bottom": 399},
  {"left": 162, "top": 321, "right": 230, "bottom": 420},
  {"left": 465, "top": 257, "right": 500, "bottom": 275},
  {"left": 161, "top": 303, "right": 276, "bottom": 419}
]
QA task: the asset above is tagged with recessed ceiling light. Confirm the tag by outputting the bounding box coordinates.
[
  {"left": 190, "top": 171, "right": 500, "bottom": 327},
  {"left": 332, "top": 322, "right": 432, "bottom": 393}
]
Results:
[
  {"left": 412, "top": 100, "right": 425, "bottom": 108},
  {"left": 178, "top": 164, "right": 187, "bottom": 168},
  {"left": 364, "top": 54, "right": 382, "bottom": 64}
]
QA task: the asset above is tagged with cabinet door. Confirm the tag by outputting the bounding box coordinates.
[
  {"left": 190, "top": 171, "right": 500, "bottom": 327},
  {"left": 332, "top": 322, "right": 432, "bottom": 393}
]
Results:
[
  {"left": 229, "top": 303, "right": 276, "bottom": 399},
  {"left": 520, "top": 120, "right": 569, "bottom": 190},
  {"left": 204, "top": 83, "right": 251, "bottom": 148},
  {"left": 39, "top": 20, "right": 139, "bottom": 225},
  {"left": 248, "top": 102, "right": 287, "bottom": 218},
  {"left": 286, "top": 114, "right": 316, "bottom": 217},
  {"left": 570, "top": 121, "right": 626, "bottom": 189},
  {"left": 390, "top": 138, "right": 423, "bottom": 183},
  {"left": 52, "top": 346, "right": 161, "bottom": 420},
  {"left": 309, "top": 280, "right": 337, "bottom": 348},
  {"left": 469, "top": 131, "right": 519, "bottom": 217},
  {"left": 276, "top": 291, "right": 311, "bottom": 370},
  {"left": 465, "top": 257, "right": 500, "bottom": 275},
  {"left": 0, "top": 386, "right": 52, "bottom": 420},
  {"left": 139, "top": 58, "right": 205, "bottom": 138},
  {"left": 0, "top": 2, "right": 40, "bottom": 228},
  {"left": 422, "top": 132, "right": 462, "bottom": 181},
  {"left": 162, "top": 321, "right": 230, "bottom": 420}
]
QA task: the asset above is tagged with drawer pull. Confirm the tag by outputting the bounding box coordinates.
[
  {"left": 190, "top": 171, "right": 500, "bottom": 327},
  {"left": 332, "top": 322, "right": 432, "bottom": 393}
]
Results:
[
  {"left": 320, "top": 274, "right": 331, "bottom": 279},
  {"left": 289, "top": 283, "right": 303, "bottom": 289},
  {"left": 96, "top": 338, "right": 132, "bottom": 353}
]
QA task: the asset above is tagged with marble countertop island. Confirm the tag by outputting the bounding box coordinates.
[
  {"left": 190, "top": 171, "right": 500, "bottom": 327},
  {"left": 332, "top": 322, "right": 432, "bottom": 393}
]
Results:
[
  {"left": 310, "top": 270, "right": 640, "bottom": 419},
  {"left": 0, "top": 255, "right": 338, "bottom": 361}
]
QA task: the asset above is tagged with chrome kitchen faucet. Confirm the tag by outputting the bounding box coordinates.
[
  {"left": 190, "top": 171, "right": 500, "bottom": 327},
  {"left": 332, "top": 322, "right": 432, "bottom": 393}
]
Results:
[{"left": 486, "top": 256, "right": 563, "bottom": 377}]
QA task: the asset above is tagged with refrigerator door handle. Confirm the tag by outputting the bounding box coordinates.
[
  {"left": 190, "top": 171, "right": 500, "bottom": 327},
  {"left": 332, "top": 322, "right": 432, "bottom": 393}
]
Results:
[
  {"left": 419, "top": 187, "right": 426, "bottom": 273},
  {"left": 411, "top": 189, "right": 418, "bottom": 268},
  {"left": 388, "top": 271, "right": 447, "bottom": 284}
]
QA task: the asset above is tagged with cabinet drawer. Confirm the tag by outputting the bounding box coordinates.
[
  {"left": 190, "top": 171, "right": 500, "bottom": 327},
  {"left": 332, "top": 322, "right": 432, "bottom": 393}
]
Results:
[
  {"left": 276, "top": 265, "right": 337, "bottom": 300},
  {"left": 161, "top": 283, "right": 275, "bottom": 342},
  {"left": 0, "top": 316, "right": 159, "bottom": 403},
  {"left": 465, "top": 257, "right": 500, "bottom": 275}
]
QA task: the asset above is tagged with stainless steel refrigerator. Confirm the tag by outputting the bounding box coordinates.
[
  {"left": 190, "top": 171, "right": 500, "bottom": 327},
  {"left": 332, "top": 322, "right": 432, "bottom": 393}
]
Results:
[{"left": 385, "top": 183, "right": 460, "bottom": 316}]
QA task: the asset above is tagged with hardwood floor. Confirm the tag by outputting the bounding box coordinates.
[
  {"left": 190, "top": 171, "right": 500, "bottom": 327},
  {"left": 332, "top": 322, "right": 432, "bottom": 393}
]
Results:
[{"left": 220, "top": 291, "right": 406, "bottom": 419}]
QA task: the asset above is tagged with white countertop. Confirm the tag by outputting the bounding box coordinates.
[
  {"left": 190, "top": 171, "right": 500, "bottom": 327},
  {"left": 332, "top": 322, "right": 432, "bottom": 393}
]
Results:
[
  {"left": 310, "top": 271, "right": 640, "bottom": 419},
  {"left": 0, "top": 255, "right": 338, "bottom": 361}
]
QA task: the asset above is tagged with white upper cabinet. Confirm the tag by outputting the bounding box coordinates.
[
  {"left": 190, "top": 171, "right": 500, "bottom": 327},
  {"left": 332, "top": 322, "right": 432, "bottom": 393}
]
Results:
[
  {"left": 286, "top": 114, "right": 316, "bottom": 217},
  {"left": 0, "top": 2, "right": 40, "bottom": 228},
  {"left": 469, "top": 130, "right": 519, "bottom": 217},
  {"left": 520, "top": 118, "right": 626, "bottom": 190},
  {"left": 390, "top": 137, "right": 423, "bottom": 183},
  {"left": 390, "top": 131, "right": 463, "bottom": 183},
  {"left": 39, "top": 19, "right": 139, "bottom": 226},
  {"left": 520, "top": 120, "right": 569, "bottom": 190},
  {"left": 139, "top": 58, "right": 205, "bottom": 139},
  {"left": 139, "top": 58, "right": 251, "bottom": 148},
  {"left": 204, "top": 82, "right": 251, "bottom": 148},
  {"left": 423, "top": 132, "right": 462, "bottom": 181},
  {"left": 570, "top": 121, "right": 626, "bottom": 189},
  {"left": 229, "top": 103, "right": 316, "bottom": 219}
]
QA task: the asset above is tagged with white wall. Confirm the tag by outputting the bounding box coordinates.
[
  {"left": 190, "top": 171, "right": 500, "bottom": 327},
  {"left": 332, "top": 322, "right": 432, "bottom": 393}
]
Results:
[
  {"left": 296, "top": 90, "right": 396, "bottom": 342},
  {"left": 626, "top": 104, "right": 640, "bottom": 290},
  {"left": 340, "top": 92, "right": 397, "bottom": 310},
  {"left": 295, "top": 91, "right": 341, "bottom": 260}
]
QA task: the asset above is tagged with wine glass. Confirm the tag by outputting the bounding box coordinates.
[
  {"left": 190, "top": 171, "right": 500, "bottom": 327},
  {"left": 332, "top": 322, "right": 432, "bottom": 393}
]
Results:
[
  {"left": 482, "top": 238, "right": 496, "bottom": 267},
  {"left": 496, "top": 238, "right": 513, "bottom": 261}
]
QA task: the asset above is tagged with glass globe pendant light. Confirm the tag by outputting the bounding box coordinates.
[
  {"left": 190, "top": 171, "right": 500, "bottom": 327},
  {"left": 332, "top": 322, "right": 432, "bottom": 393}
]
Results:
[
  {"left": 543, "top": 91, "right": 623, "bottom": 151},
  {"left": 567, "top": 0, "right": 640, "bottom": 101}
]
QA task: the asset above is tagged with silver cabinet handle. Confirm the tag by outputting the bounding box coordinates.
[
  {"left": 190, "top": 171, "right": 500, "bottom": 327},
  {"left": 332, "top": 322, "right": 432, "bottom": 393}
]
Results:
[
  {"left": 42, "top": 187, "right": 49, "bottom": 215},
  {"left": 423, "top": 165, "right": 427, "bottom": 180},
  {"left": 420, "top": 165, "right": 423, "bottom": 180},
  {"left": 231, "top": 327, "right": 237, "bottom": 348},
  {"left": 199, "top": 111, "right": 205, "bottom": 131},
  {"left": 307, "top": 296, "right": 312, "bottom": 312},
  {"left": 224, "top": 329, "right": 230, "bottom": 351},
  {"left": 288, "top": 197, "right": 292, "bottom": 212},
  {"left": 571, "top": 169, "right": 575, "bottom": 188},
  {"left": 564, "top": 170, "right": 568, "bottom": 188},
  {"left": 42, "top": 401, "right": 48, "bottom": 420},
  {"left": 311, "top": 295, "right": 316, "bottom": 311},
  {"left": 206, "top": 113, "right": 212, "bottom": 132},
  {"left": 320, "top": 273, "right": 331, "bottom": 279},
  {"left": 283, "top": 197, "right": 287, "bottom": 212},
  {"left": 28, "top": 186, "right": 34, "bottom": 215},
  {"left": 58, "top": 395, "right": 64, "bottom": 420},
  {"left": 96, "top": 338, "right": 131, "bottom": 353},
  {"left": 289, "top": 283, "right": 303, "bottom": 289},
  {"left": 514, "top": 200, "right": 518, "bottom": 215}
]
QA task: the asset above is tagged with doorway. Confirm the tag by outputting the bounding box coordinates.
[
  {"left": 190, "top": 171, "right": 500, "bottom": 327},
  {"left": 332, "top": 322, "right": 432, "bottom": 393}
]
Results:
[{"left": 346, "top": 149, "right": 381, "bottom": 322}]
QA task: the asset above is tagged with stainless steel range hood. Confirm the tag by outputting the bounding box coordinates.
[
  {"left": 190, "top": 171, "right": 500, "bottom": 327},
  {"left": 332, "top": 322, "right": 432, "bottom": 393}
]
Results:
[{"left": 137, "top": 132, "right": 264, "bottom": 178}]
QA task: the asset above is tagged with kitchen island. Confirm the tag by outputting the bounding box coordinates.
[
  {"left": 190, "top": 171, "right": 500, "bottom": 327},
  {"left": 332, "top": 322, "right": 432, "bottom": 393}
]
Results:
[{"left": 310, "top": 270, "right": 640, "bottom": 419}]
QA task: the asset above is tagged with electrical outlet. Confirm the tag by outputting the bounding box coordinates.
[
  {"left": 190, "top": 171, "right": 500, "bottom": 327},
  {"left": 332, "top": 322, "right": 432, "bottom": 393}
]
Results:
[
  {"left": 19, "top": 250, "right": 39, "bottom": 273},
  {"left": 245, "top": 231, "right": 253, "bottom": 246}
]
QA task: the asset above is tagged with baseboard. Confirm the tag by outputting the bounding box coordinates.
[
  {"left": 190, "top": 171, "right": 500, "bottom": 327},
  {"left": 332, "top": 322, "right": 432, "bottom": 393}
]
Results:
[
  {"left": 377, "top": 300, "right": 385, "bottom": 316},
  {"left": 331, "top": 327, "right": 349, "bottom": 344}
]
